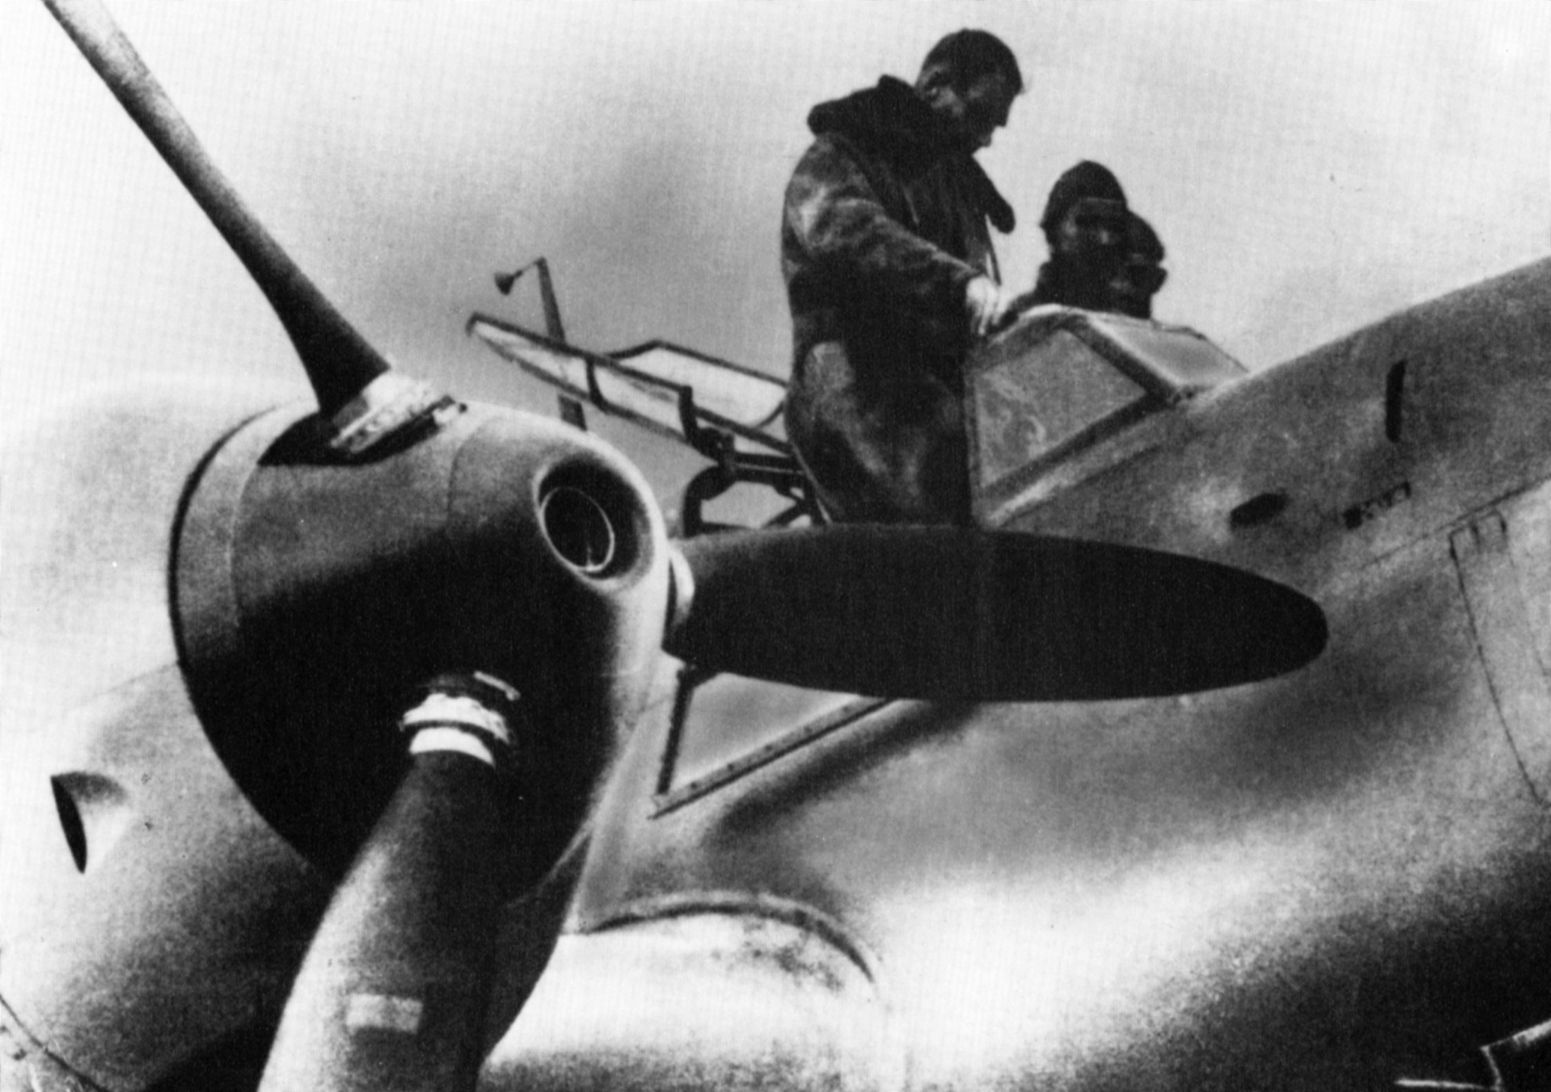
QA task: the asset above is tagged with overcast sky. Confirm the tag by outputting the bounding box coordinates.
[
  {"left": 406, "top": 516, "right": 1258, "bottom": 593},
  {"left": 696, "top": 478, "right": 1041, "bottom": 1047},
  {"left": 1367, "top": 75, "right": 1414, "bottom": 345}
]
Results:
[{"left": 3, "top": 2, "right": 1548, "bottom": 507}]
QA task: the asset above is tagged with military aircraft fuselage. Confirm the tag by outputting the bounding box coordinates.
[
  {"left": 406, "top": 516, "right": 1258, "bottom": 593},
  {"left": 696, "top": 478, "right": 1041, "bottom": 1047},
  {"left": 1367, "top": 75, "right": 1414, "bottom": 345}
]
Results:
[
  {"left": 501, "top": 258, "right": 1551, "bottom": 1090},
  {"left": 5, "top": 264, "right": 1550, "bottom": 1092}
]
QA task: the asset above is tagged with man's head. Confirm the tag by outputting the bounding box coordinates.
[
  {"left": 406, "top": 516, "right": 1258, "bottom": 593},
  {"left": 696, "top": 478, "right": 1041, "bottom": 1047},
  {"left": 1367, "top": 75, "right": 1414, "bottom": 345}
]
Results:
[
  {"left": 1110, "top": 211, "right": 1168, "bottom": 319},
  {"left": 1037, "top": 161, "right": 1129, "bottom": 308},
  {"left": 1040, "top": 160, "right": 1128, "bottom": 251},
  {"left": 915, "top": 29, "right": 1023, "bottom": 152}
]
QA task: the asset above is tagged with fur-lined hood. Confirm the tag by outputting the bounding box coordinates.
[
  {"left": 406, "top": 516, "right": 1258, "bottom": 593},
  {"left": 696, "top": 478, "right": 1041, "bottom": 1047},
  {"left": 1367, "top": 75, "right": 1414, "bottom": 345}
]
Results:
[{"left": 806, "top": 76, "right": 1015, "bottom": 233}]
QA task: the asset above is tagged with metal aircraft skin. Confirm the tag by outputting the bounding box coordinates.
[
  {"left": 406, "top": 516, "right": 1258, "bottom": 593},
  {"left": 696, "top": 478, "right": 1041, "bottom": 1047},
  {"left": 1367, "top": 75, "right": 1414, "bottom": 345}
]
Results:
[{"left": 3, "top": 3, "right": 1551, "bottom": 1091}]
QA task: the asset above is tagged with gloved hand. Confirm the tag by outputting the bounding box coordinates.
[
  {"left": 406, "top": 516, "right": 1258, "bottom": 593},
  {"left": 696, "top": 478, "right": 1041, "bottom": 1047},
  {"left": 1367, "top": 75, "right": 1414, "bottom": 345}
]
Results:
[{"left": 964, "top": 275, "right": 1013, "bottom": 339}]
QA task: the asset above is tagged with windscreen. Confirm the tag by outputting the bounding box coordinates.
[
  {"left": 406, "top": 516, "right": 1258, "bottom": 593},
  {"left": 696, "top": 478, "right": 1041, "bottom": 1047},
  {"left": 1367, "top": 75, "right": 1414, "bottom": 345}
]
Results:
[{"left": 971, "top": 329, "right": 1148, "bottom": 487}]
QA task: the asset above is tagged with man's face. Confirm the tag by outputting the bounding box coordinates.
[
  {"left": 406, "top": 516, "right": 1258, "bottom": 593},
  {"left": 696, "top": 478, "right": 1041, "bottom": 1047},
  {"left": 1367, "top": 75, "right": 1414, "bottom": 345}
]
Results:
[
  {"left": 931, "top": 71, "right": 1016, "bottom": 152},
  {"left": 1051, "top": 197, "right": 1129, "bottom": 262},
  {"left": 1109, "top": 256, "right": 1168, "bottom": 319}
]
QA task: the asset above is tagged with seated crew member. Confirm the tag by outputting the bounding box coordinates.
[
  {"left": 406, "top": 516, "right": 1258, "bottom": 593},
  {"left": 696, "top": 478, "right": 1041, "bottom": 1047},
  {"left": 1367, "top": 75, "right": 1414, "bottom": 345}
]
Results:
[
  {"left": 1027, "top": 160, "right": 1130, "bottom": 312},
  {"left": 1109, "top": 210, "right": 1167, "bottom": 319},
  {"left": 781, "top": 29, "right": 1023, "bottom": 526}
]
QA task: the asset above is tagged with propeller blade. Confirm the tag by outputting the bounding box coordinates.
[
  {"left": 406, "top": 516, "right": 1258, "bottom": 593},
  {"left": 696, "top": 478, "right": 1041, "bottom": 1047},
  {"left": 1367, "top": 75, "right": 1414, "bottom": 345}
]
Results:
[
  {"left": 667, "top": 526, "right": 1327, "bottom": 701},
  {"left": 43, "top": 0, "right": 389, "bottom": 417},
  {"left": 258, "top": 676, "right": 529, "bottom": 1092}
]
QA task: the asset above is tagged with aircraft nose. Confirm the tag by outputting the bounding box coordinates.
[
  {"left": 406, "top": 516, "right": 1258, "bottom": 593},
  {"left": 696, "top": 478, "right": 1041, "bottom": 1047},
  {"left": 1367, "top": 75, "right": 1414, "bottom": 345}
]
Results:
[{"left": 173, "top": 400, "right": 672, "bottom": 870}]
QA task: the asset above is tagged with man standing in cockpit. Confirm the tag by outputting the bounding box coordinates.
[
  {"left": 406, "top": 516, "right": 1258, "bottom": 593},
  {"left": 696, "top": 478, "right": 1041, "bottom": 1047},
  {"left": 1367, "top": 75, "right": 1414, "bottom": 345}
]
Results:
[{"left": 781, "top": 30, "right": 1023, "bottom": 526}]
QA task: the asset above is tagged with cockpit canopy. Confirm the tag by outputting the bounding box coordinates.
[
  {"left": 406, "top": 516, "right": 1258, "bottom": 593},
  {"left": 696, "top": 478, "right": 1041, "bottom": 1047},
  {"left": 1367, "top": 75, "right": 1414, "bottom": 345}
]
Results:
[
  {"left": 470, "top": 302, "right": 1248, "bottom": 532},
  {"left": 967, "top": 306, "right": 1247, "bottom": 493}
]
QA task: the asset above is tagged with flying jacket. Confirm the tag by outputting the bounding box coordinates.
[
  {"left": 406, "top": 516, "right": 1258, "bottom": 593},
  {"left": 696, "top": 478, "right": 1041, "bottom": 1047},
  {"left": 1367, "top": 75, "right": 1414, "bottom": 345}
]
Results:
[{"left": 782, "top": 76, "right": 1014, "bottom": 523}]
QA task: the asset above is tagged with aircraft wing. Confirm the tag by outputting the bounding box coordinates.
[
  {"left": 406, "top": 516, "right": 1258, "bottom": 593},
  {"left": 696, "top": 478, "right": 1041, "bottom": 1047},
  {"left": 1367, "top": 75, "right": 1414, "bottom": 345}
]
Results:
[{"left": 467, "top": 314, "right": 790, "bottom": 455}]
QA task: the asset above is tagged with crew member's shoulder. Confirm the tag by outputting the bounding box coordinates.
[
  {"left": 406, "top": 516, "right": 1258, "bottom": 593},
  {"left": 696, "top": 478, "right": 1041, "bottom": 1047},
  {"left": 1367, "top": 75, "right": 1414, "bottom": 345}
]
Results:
[{"left": 788, "top": 130, "right": 883, "bottom": 195}]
